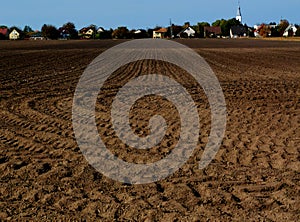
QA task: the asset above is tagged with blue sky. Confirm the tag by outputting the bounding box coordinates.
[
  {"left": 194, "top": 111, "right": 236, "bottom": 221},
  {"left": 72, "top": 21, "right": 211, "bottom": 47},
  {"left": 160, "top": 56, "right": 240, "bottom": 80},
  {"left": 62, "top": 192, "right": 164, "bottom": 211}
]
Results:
[{"left": 1, "top": 0, "right": 299, "bottom": 30}]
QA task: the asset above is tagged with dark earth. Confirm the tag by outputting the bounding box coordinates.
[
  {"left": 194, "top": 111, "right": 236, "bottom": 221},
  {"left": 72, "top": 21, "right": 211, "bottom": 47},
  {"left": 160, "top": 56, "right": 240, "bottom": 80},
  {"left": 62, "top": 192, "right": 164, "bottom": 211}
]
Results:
[{"left": 0, "top": 39, "right": 299, "bottom": 221}]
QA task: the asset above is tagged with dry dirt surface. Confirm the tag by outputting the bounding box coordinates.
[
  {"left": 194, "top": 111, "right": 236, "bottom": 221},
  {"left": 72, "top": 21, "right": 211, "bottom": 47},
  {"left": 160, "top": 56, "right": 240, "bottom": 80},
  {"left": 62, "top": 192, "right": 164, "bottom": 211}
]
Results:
[{"left": 0, "top": 39, "right": 299, "bottom": 221}]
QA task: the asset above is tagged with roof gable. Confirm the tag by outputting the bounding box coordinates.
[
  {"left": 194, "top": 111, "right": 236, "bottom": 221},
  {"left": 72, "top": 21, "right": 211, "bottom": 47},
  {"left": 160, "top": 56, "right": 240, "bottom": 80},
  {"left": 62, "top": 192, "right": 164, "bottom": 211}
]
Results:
[
  {"left": 181, "top": 26, "right": 195, "bottom": 33},
  {"left": 10, "top": 29, "right": 20, "bottom": 35},
  {"left": 97, "top": 27, "right": 105, "bottom": 33},
  {"left": 154, "top": 28, "right": 168, "bottom": 33}
]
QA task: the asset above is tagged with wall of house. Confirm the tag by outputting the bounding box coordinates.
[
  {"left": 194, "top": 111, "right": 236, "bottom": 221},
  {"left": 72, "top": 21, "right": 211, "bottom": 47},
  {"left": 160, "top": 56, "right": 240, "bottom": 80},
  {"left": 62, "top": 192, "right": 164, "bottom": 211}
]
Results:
[
  {"left": 183, "top": 27, "right": 196, "bottom": 37},
  {"left": 153, "top": 31, "right": 162, "bottom": 38},
  {"left": 9, "top": 30, "right": 20, "bottom": 40},
  {"left": 86, "top": 29, "right": 94, "bottom": 35}
]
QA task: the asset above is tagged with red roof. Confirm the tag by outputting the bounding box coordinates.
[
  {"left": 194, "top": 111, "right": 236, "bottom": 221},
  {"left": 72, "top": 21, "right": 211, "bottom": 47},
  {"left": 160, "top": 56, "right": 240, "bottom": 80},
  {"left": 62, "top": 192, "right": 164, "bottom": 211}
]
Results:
[{"left": 154, "top": 28, "right": 168, "bottom": 33}]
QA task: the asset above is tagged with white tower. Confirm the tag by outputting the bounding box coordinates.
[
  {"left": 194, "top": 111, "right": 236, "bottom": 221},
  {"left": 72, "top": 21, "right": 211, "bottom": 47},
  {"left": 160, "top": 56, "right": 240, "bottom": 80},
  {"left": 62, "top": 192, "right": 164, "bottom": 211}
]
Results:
[{"left": 236, "top": 1, "right": 242, "bottom": 23}]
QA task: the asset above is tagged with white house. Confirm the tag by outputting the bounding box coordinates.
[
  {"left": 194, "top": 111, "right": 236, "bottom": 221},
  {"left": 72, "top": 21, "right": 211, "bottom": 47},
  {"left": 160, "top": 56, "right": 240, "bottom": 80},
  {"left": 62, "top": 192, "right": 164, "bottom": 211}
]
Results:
[
  {"left": 178, "top": 26, "right": 196, "bottom": 38},
  {"left": 134, "top": 30, "right": 142, "bottom": 34},
  {"left": 283, "top": 25, "right": 297, "bottom": 37},
  {"left": 97, "top": 27, "right": 104, "bottom": 33},
  {"left": 9, "top": 29, "right": 20, "bottom": 40}
]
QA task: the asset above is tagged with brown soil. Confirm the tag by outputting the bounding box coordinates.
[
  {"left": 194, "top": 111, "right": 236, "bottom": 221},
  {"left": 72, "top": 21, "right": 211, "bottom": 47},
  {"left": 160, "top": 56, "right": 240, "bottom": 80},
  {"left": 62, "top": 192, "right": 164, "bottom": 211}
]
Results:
[{"left": 0, "top": 39, "right": 299, "bottom": 221}]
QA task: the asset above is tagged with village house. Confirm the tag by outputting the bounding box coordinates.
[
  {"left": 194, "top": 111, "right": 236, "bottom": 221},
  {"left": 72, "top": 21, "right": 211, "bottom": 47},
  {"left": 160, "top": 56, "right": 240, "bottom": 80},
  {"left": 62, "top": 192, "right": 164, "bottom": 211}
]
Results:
[
  {"left": 9, "top": 29, "right": 20, "bottom": 40},
  {"left": 86, "top": 29, "right": 94, "bottom": 36},
  {"left": 79, "top": 27, "right": 94, "bottom": 39},
  {"left": 254, "top": 24, "right": 263, "bottom": 37},
  {"left": 283, "top": 24, "right": 297, "bottom": 37},
  {"left": 29, "top": 32, "right": 45, "bottom": 40},
  {"left": 204, "top": 26, "right": 222, "bottom": 38},
  {"left": 254, "top": 24, "right": 272, "bottom": 38},
  {"left": 178, "top": 26, "right": 196, "bottom": 38},
  {"left": 153, "top": 28, "right": 168, "bottom": 39},
  {"left": 175, "top": 22, "right": 195, "bottom": 38}
]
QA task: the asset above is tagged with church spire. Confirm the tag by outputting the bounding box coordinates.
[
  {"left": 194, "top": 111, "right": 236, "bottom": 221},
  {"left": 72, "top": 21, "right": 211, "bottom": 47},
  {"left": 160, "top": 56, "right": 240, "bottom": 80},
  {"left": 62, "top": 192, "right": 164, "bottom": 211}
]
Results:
[{"left": 236, "top": 1, "right": 242, "bottom": 23}]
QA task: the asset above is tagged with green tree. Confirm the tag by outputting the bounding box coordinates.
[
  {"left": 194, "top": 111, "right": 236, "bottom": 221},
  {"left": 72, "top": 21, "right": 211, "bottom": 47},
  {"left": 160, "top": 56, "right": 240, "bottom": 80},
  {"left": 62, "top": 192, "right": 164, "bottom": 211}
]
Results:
[
  {"left": 224, "top": 18, "right": 241, "bottom": 36},
  {"left": 23, "top": 25, "right": 33, "bottom": 33},
  {"left": 270, "top": 27, "right": 280, "bottom": 37},
  {"left": 131, "top": 29, "right": 148, "bottom": 39},
  {"left": 259, "top": 24, "right": 271, "bottom": 37},
  {"left": 112, "top": 26, "right": 129, "bottom": 39},
  {"left": 196, "top": 22, "right": 211, "bottom": 38},
  {"left": 212, "top": 19, "right": 225, "bottom": 27},
  {"left": 61, "top": 22, "right": 78, "bottom": 39},
  {"left": 212, "top": 19, "right": 227, "bottom": 36},
  {"left": 147, "top": 28, "right": 154, "bottom": 38},
  {"left": 277, "top": 19, "right": 289, "bottom": 36},
  {"left": 23, "top": 25, "right": 34, "bottom": 39},
  {"left": 171, "top": 25, "right": 184, "bottom": 38},
  {"left": 0, "top": 25, "right": 8, "bottom": 40},
  {"left": 296, "top": 27, "right": 300, "bottom": 37},
  {"left": 212, "top": 18, "right": 241, "bottom": 36},
  {"left": 98, "top": 28, "right": 113, "bottom": 39},
  {"left": 42, "top": 24, "right": 59, "bottom": 39}
]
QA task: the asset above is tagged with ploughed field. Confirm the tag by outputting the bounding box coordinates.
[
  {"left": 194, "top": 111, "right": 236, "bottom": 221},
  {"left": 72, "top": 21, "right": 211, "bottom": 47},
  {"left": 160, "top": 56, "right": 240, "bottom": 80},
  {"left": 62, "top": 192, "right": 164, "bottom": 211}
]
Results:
[{"left": 0, "top": 39, "right": 299, "bottom": 221}]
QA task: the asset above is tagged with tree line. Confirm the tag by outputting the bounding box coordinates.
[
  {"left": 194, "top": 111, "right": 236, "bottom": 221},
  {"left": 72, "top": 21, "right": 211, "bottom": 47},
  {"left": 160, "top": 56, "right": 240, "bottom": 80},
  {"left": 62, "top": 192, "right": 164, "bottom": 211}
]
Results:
[{"left": 1, "top": 19, "right": 300, "bottom": 40}]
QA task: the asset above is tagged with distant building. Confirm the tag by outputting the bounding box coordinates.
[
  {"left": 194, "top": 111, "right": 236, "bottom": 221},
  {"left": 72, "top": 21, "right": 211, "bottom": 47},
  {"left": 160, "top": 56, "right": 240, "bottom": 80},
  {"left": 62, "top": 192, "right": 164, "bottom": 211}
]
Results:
[
  {"left": 85, "top": 29, "right": 94, "bottom": 36},
  {"left": 79, "top": 27, "right": 94, "bottom": 39},
  {"left": 204, "top": 26, "right": 222, "bottom": 38},
  {"left": 236, "top": 3, "right": 242, "bottom": 23},
  {"left": 9, "top": 29, "right": 20, "bottom": 40},
  {"left": 283, "top": 25, "right": 298, "bottom": 37},
  {"left": 134, "top": 30, "right": 142, "bottom": 34},
  {"left": 254, "top": 24, "right": 273, "bottom": 38},
  {"left": 153, "top": 28, "right": 168, "bottom": 39},
  {"left": 97, "top": 27, "right": 105, "bottom": 33},
  {"left": 178, "top": 26, "right": 196, "bottom": 38},
  {"left": 29, "top": 32, "right": 45, "bottom": 40},
  {"left": 254, "top": 24, "right": 263, "bottom": 37}
]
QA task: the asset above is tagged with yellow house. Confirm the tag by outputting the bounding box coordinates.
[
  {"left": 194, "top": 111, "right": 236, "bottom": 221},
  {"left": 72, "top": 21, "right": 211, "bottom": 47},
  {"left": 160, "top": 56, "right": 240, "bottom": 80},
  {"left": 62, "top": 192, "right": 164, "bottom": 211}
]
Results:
[
  {"left": 9, "top": 29, "right": 20, "bottom": 40},
  {"left": 85, "top": 29, "right": 94, "bottom": 36},
  {"left": 79, "top": 27, "right": 94, "bottom": 39}
]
